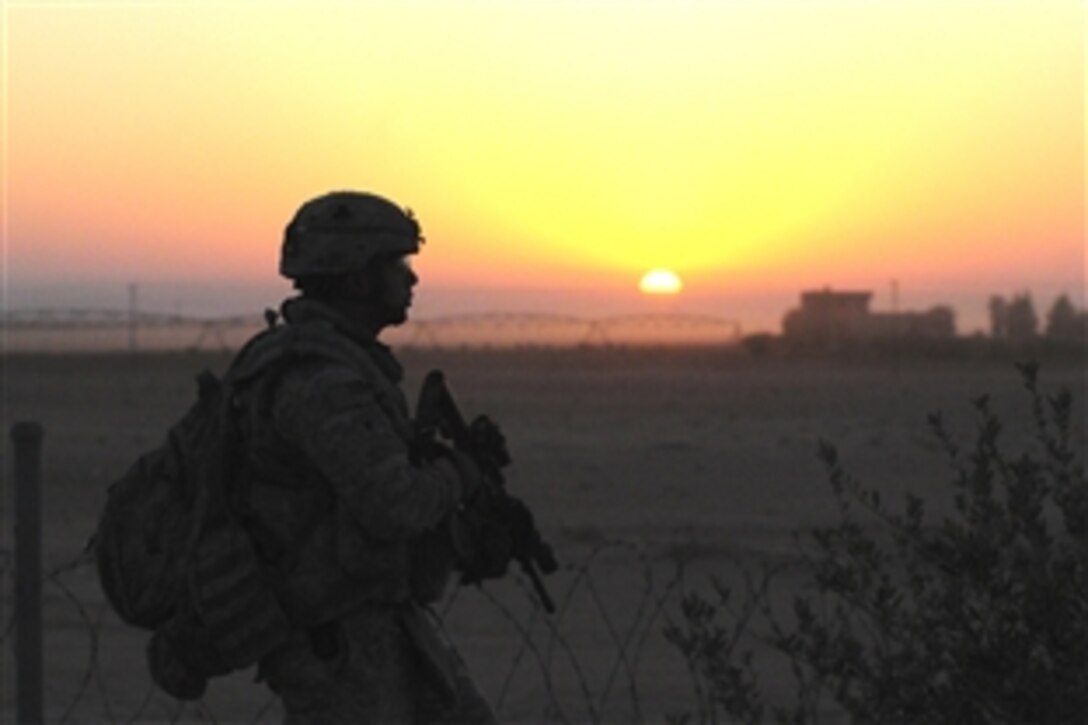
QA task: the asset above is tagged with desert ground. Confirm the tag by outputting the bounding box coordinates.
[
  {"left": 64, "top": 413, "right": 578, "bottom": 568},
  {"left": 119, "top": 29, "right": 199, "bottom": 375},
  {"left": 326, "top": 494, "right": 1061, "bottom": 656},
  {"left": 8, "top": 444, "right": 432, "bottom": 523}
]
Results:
[{"left": 2, "top": 345, "right": 1084, "bottom": 723}]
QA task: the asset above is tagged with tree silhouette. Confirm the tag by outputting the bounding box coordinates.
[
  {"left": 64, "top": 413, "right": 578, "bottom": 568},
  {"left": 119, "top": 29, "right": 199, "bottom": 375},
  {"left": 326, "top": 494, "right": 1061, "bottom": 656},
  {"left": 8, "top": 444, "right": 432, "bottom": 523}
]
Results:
[
  {"left": 1006, "top": 292, "right": 1038, "bottom": 340},
  {"left": 1045, "top": 293, "right": 1082, "bottom": 340}
]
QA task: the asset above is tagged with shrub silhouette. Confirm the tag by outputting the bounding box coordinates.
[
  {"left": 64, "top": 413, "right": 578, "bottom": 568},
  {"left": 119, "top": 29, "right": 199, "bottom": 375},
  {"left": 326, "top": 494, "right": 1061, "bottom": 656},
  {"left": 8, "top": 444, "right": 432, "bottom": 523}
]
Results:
[{"left": 667, "top": 363, "right": 1087, "bottom": 724}]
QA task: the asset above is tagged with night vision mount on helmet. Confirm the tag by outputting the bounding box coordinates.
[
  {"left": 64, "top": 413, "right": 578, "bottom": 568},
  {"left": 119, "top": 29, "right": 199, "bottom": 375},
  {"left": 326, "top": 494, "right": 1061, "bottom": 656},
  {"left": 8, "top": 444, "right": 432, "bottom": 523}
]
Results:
[{"left": 280, "top": 191, "right": 422, "bottom": 279}]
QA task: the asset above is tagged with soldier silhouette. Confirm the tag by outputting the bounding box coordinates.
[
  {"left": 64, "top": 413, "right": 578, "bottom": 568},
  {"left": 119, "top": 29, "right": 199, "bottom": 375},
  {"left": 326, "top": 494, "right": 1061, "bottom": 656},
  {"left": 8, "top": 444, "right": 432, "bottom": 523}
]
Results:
[{"left": 237, "top": 191, "right": 496, "bottom": 723}]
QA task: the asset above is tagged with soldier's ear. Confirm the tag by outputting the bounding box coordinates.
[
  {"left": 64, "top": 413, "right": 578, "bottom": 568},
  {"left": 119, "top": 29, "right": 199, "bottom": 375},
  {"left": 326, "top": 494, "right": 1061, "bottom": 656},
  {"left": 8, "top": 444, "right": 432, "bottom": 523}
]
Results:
[{"left": 344, "top": 267, "right": 382, "bottom": 301}]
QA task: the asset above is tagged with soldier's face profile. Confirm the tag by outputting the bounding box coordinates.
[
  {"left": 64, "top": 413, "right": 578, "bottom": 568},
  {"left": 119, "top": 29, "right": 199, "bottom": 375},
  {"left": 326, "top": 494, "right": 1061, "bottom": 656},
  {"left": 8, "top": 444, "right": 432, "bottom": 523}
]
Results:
[{"left": 373, "top": 254, "right": 417, "bottom": 326}]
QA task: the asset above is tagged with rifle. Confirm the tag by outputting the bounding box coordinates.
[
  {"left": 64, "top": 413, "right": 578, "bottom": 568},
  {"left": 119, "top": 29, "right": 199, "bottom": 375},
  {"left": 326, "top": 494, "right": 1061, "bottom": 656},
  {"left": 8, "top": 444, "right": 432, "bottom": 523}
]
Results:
[{"left": 415, "top": 369, "right": 558, "bottom": 613}]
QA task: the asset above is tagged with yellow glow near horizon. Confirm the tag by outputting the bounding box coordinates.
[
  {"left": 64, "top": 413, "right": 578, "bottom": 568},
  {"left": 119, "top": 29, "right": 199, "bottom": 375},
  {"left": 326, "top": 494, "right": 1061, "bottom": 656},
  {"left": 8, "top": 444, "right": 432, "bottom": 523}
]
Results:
[{"left": 4, "top": 1, "right": 1083, "bottom": 308}]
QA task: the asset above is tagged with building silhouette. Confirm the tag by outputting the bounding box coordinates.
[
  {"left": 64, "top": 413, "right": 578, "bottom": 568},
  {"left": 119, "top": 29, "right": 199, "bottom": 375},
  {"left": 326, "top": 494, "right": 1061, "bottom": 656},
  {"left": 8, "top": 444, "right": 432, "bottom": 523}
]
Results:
[{"left": 782, "top": 288, "right": 955, "bottom": 343}]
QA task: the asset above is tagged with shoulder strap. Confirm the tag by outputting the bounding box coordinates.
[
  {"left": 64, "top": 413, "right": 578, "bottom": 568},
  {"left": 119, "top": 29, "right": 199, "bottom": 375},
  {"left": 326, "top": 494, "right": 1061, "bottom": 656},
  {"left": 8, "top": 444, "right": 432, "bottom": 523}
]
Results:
[{"left": 227, "top": 318, "right": 382, "bottom": 389}]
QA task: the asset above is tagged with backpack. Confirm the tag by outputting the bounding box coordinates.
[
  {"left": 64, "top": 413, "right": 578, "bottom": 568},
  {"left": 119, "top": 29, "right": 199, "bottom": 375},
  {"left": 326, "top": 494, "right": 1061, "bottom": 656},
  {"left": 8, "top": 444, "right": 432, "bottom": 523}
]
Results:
[{"left": 94, "top": 316, "right": 372, "bottom": 699}]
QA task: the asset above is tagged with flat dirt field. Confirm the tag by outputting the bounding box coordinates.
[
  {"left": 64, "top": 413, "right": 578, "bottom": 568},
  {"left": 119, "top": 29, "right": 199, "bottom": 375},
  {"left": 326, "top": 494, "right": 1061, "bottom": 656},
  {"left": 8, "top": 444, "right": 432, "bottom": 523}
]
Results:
[{"left": 2, "top": 347, "right": 1084, "bottom": 723}]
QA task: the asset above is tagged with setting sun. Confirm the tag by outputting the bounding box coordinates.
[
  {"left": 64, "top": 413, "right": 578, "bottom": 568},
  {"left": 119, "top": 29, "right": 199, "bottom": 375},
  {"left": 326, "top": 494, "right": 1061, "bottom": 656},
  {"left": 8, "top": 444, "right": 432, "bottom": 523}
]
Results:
[{"left": 638, "top": 269, "right": 684, "bottom": 296}]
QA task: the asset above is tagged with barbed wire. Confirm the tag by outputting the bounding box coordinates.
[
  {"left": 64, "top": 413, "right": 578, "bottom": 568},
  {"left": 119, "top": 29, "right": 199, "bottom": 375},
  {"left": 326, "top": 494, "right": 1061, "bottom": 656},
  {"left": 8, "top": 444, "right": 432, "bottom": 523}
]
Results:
[
  {"left": 2, "top": 307, "right": 743, "bottom": 352},
  {"left": 1, "top": 538, "right": 695, "bottom": 724},
  {"left": 2, "top": 309, "right": 257, "bottom": 329}
]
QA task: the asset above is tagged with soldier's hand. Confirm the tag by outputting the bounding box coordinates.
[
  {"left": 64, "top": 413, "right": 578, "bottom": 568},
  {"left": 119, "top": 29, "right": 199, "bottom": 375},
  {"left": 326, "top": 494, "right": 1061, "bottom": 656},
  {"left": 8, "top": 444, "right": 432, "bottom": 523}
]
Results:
[
  {"left": 449, "top": 508, "right": 512, "bottom": 582},
  {"left": 468, "top": 415, "right": 511, "bottom": 468}
]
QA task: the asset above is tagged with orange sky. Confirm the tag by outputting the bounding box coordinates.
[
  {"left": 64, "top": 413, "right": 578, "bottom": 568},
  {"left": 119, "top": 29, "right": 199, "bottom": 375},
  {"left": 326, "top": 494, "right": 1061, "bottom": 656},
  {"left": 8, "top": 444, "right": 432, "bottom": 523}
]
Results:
[{"left": 3, "top": 1, "right": 1084, "bottom": 331}]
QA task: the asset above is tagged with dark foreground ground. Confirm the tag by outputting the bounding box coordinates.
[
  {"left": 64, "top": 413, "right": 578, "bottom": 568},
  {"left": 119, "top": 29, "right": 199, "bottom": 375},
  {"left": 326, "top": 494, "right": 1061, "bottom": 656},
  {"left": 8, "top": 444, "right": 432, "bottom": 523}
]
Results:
[{"left": 2, "top": 347, "right": 1084, "bottom": 722}]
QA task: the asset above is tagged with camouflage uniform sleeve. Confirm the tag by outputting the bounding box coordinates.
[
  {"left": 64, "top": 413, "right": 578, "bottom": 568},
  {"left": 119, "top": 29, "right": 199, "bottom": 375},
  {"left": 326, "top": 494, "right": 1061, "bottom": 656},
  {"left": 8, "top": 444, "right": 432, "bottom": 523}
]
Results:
[{"left": 272, "top": 360, "right": 463, "bottom": 541}]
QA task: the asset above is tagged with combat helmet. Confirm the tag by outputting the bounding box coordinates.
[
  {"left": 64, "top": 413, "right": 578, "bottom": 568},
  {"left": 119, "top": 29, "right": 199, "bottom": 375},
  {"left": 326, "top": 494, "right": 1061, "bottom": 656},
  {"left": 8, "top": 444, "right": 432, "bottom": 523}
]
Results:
[{"left": 280, "top": 191, "right": 422, "bottom": 279}]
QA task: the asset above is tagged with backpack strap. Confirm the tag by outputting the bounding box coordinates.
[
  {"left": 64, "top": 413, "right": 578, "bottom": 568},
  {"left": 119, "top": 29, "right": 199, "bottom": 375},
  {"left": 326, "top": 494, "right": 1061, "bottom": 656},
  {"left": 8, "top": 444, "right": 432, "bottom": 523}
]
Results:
[{"left": 226, "top": 318, "right": 376, "bottom": 389}]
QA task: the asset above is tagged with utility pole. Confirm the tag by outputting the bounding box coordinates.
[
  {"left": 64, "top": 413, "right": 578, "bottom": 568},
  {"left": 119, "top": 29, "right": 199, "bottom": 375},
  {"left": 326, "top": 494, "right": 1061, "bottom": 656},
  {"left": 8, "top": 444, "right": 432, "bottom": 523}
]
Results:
[
  {"left": 891, "top": 278, "right": 900, "bottom": 313},
  {"left": 128, "top": 283, "right": 139, "bottom": 353}
]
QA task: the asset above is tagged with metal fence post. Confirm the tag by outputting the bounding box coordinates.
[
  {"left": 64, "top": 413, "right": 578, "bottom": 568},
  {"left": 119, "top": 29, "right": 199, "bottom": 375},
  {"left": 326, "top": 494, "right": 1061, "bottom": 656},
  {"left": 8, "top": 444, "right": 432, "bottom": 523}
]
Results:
[{"left": 12, "top": 421, "right": 44, "bottom": 725}]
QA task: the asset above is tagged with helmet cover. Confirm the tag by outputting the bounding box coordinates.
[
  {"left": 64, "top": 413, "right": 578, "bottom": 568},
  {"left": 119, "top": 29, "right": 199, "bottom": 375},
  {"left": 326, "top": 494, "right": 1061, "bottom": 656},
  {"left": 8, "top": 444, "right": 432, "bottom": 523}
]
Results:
[{"left": 280, "top": 191, "right": 421, "bottom": 279}]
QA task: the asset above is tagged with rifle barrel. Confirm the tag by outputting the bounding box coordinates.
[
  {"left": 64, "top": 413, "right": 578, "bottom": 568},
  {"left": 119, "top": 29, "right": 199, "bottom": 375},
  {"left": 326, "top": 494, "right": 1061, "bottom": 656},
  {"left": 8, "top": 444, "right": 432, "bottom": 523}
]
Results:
[{"left": 521, "top": 560, "right": 556, "bottom": 614}]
